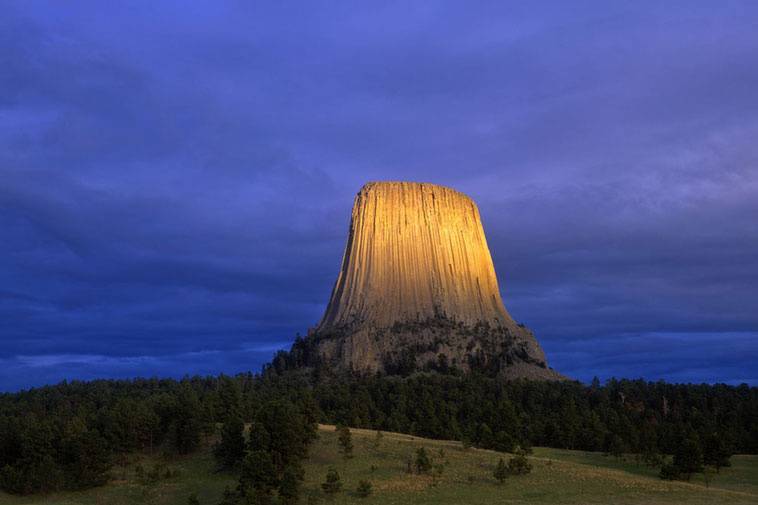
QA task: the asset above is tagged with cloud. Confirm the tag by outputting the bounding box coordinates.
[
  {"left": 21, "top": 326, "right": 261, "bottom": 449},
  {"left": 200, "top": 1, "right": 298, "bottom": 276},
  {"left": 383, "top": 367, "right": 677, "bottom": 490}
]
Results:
[
  {"left": 1, "top": 1, "right": 756, "bottom": 391},
  {"left": 0, "top": 345, "right": 290, "bottom": 391}
]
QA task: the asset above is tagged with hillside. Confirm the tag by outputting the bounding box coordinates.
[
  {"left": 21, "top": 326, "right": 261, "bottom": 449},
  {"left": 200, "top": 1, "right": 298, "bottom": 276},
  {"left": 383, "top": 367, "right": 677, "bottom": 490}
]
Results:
[{"left": 2, "top": 424, "right": 755, "bottom": 505}]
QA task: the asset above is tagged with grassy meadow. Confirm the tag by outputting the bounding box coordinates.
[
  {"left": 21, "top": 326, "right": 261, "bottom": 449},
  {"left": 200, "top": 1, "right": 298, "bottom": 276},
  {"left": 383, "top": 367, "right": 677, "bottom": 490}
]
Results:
[{"left": 1, "top": 424, "right": 755, "bottom": 505}]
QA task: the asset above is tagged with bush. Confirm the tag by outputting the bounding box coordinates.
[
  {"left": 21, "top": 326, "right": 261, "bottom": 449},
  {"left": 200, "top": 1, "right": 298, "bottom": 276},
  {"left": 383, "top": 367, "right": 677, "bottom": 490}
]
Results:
[
  {"left": 372, "top": 431, "right": 383, "bottom": 450},
  {"left": 321, "top": 468, "right": 342, "bottom": 495},
  {"left": 659, "top": 463, "right": 680, "bottom": 480},
  {"left": 507, "top": 454, "right": 532, "bottom": 475},
  {"left": 493, "top": 431, "right": 516, "bottom": 453},
  {"left": 493, "top": 458, "right": 508, "bottom": 483},
  {"left": 356, "top": 480, "right": 372, "bottom": 497},
  {"left": 414, "top": 448, "right": 432, "bottom": 474},
  {"left": 431, "top": 463, "right": 445, "bottom": 486},
  {"left": 336, "top": 425, "right": 354, "bottom": 459}
]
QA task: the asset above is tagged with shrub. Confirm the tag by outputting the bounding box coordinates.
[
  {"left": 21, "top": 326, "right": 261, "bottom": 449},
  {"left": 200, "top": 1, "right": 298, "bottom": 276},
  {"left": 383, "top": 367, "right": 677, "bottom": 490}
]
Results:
[
  {"left": 321, "top": 468, "right": 342, "bottom": 495},
  {"left": 336, "top": 425, "right": 354, "bottom": 459},
  {"left": 659, "top": 463, "right": 680, "bottom": 480},
  {"left": 356, "top": 480, "right": 372, "bottom": 497},
  {"left": 415, "top": 448, "right": 432, "bottom": 474},
  {"left": 494, "top": 458, "right": 508, "bottom": 483},
  {"left": 372, "top": 431, "right": 383, "bottom": 450},
  {"left": 507, "top": 453, "right": 532, "bottom": 475}
]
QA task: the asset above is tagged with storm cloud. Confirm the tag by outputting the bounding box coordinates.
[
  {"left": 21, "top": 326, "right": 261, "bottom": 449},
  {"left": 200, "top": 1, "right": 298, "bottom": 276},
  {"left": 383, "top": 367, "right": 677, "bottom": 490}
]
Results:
[{"left": 1, "top": 1, "right": 757, "bottom": 390}]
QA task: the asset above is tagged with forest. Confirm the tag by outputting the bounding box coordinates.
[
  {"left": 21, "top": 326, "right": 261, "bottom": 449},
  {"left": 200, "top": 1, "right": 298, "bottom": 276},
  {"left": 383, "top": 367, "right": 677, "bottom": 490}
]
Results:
[{"left": 1, "top": 368, "right": 756, "bottom": 500}]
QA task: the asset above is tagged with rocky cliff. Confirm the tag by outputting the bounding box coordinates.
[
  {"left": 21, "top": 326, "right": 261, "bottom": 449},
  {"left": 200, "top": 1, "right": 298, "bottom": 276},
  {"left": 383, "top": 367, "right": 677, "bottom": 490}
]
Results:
[
  {"left": 295, "top": 181, "right": 563, "bottom": 381},
  {"left": 319, "top": 181, "right": 517, "bottom": 332}
]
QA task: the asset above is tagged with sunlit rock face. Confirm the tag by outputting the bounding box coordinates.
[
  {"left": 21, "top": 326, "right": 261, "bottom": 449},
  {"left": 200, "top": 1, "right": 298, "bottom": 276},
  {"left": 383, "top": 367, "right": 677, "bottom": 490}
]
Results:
[
  {"left": 298, "top": 181, "right": 564, "bottom": 380},
  {"left": 319, "top": 181, "right": 517, "bottom": 332}
]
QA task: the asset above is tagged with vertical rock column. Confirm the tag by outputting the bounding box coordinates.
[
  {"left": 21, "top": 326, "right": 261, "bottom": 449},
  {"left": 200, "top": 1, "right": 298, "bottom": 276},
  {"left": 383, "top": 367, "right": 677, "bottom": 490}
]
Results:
[{"left": 318, "top": 181, "right": 519, "bottom": 333}]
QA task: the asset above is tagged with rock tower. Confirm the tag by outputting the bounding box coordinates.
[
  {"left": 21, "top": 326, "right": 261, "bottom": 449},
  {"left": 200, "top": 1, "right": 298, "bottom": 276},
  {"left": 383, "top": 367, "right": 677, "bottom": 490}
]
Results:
[{"left": 295, "top": 181, "right": 563, "bottom": 380}]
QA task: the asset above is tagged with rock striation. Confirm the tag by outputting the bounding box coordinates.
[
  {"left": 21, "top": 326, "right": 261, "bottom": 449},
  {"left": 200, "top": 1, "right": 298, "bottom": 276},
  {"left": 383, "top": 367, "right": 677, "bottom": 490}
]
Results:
[
  {"left": 294, "top": 181, "right": 564, "bottom": 381},
  {"left": 319, "top": 181, "right": 517, "bottom": 332}
]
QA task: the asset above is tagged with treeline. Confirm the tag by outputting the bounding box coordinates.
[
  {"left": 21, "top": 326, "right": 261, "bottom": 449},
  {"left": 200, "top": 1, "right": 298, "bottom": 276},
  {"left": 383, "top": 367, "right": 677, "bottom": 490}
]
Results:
[
  {"left": 0, "top": 370, "right": 756, "bottom": 495},
  {"left": 0, "top": 374, "right": 315, "bottom": 494},
  {"left": 309, "top": 374, "right": 758, "bottom": 458}
]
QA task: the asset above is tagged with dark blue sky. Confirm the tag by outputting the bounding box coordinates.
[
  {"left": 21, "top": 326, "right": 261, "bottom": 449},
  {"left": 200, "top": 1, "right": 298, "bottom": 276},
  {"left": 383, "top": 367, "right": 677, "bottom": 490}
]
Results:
[{"left": 2, "top": 1, "right": 757, "bottom": 391}]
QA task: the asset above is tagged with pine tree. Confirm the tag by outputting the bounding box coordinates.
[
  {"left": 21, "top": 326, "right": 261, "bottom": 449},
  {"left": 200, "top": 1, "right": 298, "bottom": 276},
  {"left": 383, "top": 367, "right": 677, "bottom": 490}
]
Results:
[
  {"left": 214, "top": 413, "right": 246, "bottom": 470},
  {"left": 414, "top": 447, "right": 432, "bottom": 474},
  {"left": 59, "top": 420, "right": 112, "bottom": 490},
  {"left": 278, "top": 465, "right": 301, "bottom": 505},
  {"left": 169, "top": 384, "right": 203, "bottom": 455},
  {"left": 356, "top": 480, "right": 372, "bottom": 497},
  {"left": 217, "top": 486, "right": 238, "bottom": 505},
  {"left": 493, "top": 457, "right": 508, "bottom": 483},
  {"left": 248, "top": 422, "right": 271, "bottom": 453},
  {"left": 217, "top": 375, "right": 243, "bottom": 424},
  {"left": 702, "top": 465, "right": 717, "bottom": 488},
  {"left": 336, "top": 425, "right": 354, "bottom": 459},
  {"left": 372, "top": 430, "right": 383, "bottom": 450},
  {"left": 321, "top": 467, "right": 342, "bottom": 495},
  {"left": 659, "top": 462, "right": 680, "bottom": 480},
  {"left": 672, "top": 434, "right": 704, "bottom": 481},
  {"left": 254, "top": 400, "right": 316, "bottom": 475},
  {"left": 478, "top": 423, "right": 494, "bottom": 449},
  {"left": 507, "top": 453, "right": 532, "bottom": 475},
  {"left": 431, "top": 463, "right": 445, "bottom": 486},
  {"left": 702, "top": 432, "right": 732, "bottom": 471},
  {"left": 494, "top": 431, "right": 516, "bottom": 453},
  {"left": 238, "top": 450, "right": 277, "bottom": 500}
]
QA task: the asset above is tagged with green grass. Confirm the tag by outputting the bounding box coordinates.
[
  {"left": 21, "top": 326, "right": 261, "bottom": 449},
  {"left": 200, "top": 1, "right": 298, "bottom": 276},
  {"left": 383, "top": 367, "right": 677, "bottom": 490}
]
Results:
[{"left": 1, "top": 425, "right": 756, "bottom": 505}]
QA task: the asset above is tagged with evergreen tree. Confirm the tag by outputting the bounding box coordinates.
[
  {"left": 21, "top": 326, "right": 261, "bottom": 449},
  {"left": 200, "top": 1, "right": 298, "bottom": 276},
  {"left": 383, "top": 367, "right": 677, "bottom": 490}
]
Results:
[
  {"left": 104, "top": 398, "right": 159, "bottom": 453},
  {"left": 507, "top": 453, "right": 532, "bottom": 475},
  {"left": 169, "top": 384, "right": 204, "bottom": 454},
  {"left": 1, "top": 418, "right": 64, "bottom": 494},
  {"left": 59, "top": 421, "right": 112, "bottom": 490},
  {"left": 673, "top": 430, "right": 703, "bottom": 481},
  {"left": 321, "top": 467, "right": 342, "bottom": 495},
  {"left": 248, "top": 422, "right": 271, "bottom": 453},
  {"left": 414, "top": 447, "right": 432, "bottom": 474},
  {"left": 278, "top": 465, "right": 301, "bottom": 505},
  {"left": 336, "top": 425, "right": 354, "bottom": 459},
  {"left": 238, "top": 450, "right": 277, "bottom": 500},
  {"left": 214, "top": 413, "right": 246, "bottom": 470},
  {"left": 493, "top": 431, "right": 516, "bottom": 453},
  {"left": 217, "top": 375, "right": 243, "bottom": 424},
  {"left": 478, "top": 423, "right": 494, "bottom": 449},
  {"left": 217, "top": 486, "right": 238, "bottom": 505},
  {"left": 702, "top": 465, "right": 717, "bottom": 488},
  {"left": 372, "top": 430, "right": 383, "bottom": 450},
  {"left": 493, "top": 457, "right": 508, "bottom": 484},
  {"left": 255, "top": 400, "right": 316, "bottom": 475},
  {"left": 702, "top": 432, "right": 732, "bottom": 471},
  {"left": 672, "top": 434, "right": 704, "bottom": 481},
  {"left": 431, "top": 462, "right": 445, "bottom": 486},
  {"left": 356, "top": 480, "right": 373, "bottom": 497},
  {"left": 659, "top": 462, "right": 680, "bottom": 480},
  {"left": 604, "top": 434, "right": 626, "bottom": 459}
]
